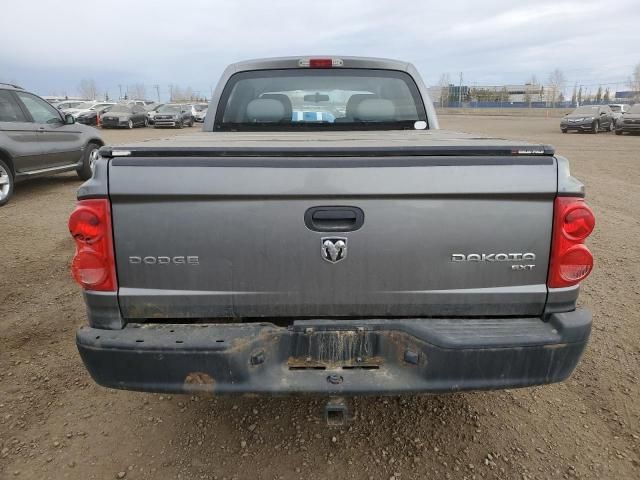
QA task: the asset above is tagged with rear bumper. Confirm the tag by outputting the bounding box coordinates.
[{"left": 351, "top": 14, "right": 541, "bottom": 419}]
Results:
[{"left": 76, "top": 310, "right": 591, "bottom": 395}]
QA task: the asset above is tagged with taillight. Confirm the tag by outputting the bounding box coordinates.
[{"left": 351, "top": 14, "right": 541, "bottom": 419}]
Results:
[
  {"left": 68, "top": 199, "right": 117, "bottom": 291},
  {"left": 548, "top": 197, "right": 595, "bottom": 288}
]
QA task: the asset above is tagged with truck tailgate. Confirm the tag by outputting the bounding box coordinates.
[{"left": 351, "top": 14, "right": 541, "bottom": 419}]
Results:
[{"left": 108, "top": 144, "right": 556, "bottom": 320}]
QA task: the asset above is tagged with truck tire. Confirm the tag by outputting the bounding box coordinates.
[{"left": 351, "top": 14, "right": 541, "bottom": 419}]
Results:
[
  {"left": 77, "top": 142, "right": 101, "bottom": 181},
  {"left": 0, "top": 158, "right": 15, "bottom": 206}
]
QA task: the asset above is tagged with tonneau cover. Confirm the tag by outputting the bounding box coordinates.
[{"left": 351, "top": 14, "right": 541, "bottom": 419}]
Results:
[{"left": 100, "top": 130, "right": 554, "bottom": 157}]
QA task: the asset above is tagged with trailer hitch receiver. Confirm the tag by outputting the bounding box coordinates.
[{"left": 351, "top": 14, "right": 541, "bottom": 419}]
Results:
[{"left": 324, "top": 397, "right": 349, "bottom": 427}]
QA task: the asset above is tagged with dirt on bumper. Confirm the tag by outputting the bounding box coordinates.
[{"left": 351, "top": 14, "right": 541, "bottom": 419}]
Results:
[{"left": 76, "top": 311, "right": 591, "bottom": 395}]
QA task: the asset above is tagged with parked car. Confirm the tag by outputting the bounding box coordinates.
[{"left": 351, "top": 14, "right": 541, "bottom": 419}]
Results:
[
  {"left": 0, "top": 83, "right": 104, "bottom": 206},
  {"left": 53, "top": 100, "right": 85, "bottom": 111},
  {"left": 614, "top": 103, "right": 640, "bottom": 135},
  {"left": 66, "top": 101, "right": 115, "bottom": 119},
  {"left": 43, "top": 96, "right": 65, "bottom": 103},
  {"left": 193, "top": 103, "right": 208, "bottom": 122},
  {"left": 100, "top": 104, "right": 149, "bottom": 128},
  {"left": 71, "top": 57, "right": 594, "bottom": 411},
  {"left": 62, "top": 101, "right": 100, "bottom": 116},
  {"left": 152, "top": 103, "right": 194, "bottom": 128},
  {"left": 120, "top": 99, "right": 154, "bottom": 108},
  {"left": 76, "top": 104, "right": 113, "bottom": 126},
  {"left": 146, "top": 103, "right": 164, "bottom": 125},
  {"left": 609, "top": 104, "right": 630, "bottom": 126},
  {"left": 560, "top": 105, "right": 615, "bottom": 133}
]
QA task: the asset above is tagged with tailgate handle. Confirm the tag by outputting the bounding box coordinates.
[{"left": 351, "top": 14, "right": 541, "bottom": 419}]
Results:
[{"left": 305, "top": 206, "right": 364, "bottom": 232}]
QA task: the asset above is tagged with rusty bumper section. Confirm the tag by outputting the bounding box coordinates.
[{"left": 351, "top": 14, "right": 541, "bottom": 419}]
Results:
[{"left": 76, "top": 310, "right": 591, "bottom": 395}]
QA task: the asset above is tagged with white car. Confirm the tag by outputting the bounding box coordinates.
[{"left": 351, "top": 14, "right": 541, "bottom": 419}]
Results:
[
  {"left": 609, "top": 104, "right": 631, "bottom": 126},
  {"left": 119, "top": 100, "right": 155, "bottom": 108},
  {"left": 67, "top": 102, "right": 115, "bottom": 119},
  {"left": 53, "top": 100, "right": 86, "bottom": 111},
  {"left": 63, "top": 101, "right": 114, "bottom": 118},
  {"left": 146, "top": 104, "right": 165, "bottom": 125},
  {"left": 193, "top": 103, "right": 208, "bottom": 122}
]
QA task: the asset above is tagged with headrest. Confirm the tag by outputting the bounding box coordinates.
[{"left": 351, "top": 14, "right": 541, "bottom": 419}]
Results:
[
  {"left": 345, "top": 94, "right": 374, "bottom": 117},
  {"left": 246, "top": 98, "right": 286, "bottom": 122},
  {"left": 354, "top": 99, "right": 396, "bottom": 121},
  {"left": 260, "top": 93, "right": 292, "bottom": 117}
]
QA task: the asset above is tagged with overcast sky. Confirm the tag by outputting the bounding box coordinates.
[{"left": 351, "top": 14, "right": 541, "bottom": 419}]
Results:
[{"left": 1, "top": 0, "right": 639, "bottom": 100}]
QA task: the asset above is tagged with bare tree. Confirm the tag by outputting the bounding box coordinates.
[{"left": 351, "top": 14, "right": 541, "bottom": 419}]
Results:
[
  {"left": 437, "top": 73, "right": 451, "bottom": 108},
  {"left": 129, "top": 83, "right": 147, "bottom": 100},
  {"left": 522, "top": 75, "right": 538, "bottom": 107},
  {"left": 0, "top": 76, "right": 20, "bottom": 86},
  {"left": 169, "top": 84, "right": 181, "bottom": 102},
  {"left": 547, "top": 69, "right": 566, "bottom": 107},
  {"left": 629, "top": 63, "right": 640, "bottom": 101},
  {"left": 168, "top": 85, "right": 199, "bottom": 102},
  {"left": 499, "top": 86, "right": 509, "bottom": 104},
  {"left": 78, "top": 78, "right": 98, "bottom": 99}
]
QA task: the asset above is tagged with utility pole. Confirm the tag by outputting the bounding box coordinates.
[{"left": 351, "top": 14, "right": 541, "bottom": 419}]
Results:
[
  {"left": 118, "top": 84, "right": 123, "bottom": 100},
  {"left": 154, "top": 84, "right": 160, "bottom": 103}
]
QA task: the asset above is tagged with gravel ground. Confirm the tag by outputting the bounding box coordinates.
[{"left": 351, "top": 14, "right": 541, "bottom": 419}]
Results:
[{"left": 1, "top": 117, "right": 638, "bottom": 480}]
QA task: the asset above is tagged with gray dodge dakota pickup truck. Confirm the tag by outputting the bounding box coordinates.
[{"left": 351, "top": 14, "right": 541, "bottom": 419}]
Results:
[{"left": 70, "top": 57, "right": 595, "bottom": 401}]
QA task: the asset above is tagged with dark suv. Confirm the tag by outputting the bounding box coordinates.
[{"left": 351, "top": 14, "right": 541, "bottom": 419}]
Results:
[
  {"left": 615, "top": 103, "right": 640, "bottom": 135},
  {"left": 560, "top": 105, "right": 615, "bottom": 133},
  {"left": 0, "top": 83, "right": 104, "bottom": 205},
  {"left": 153, "top": 104, "right": 194, "bottom": 128}
]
